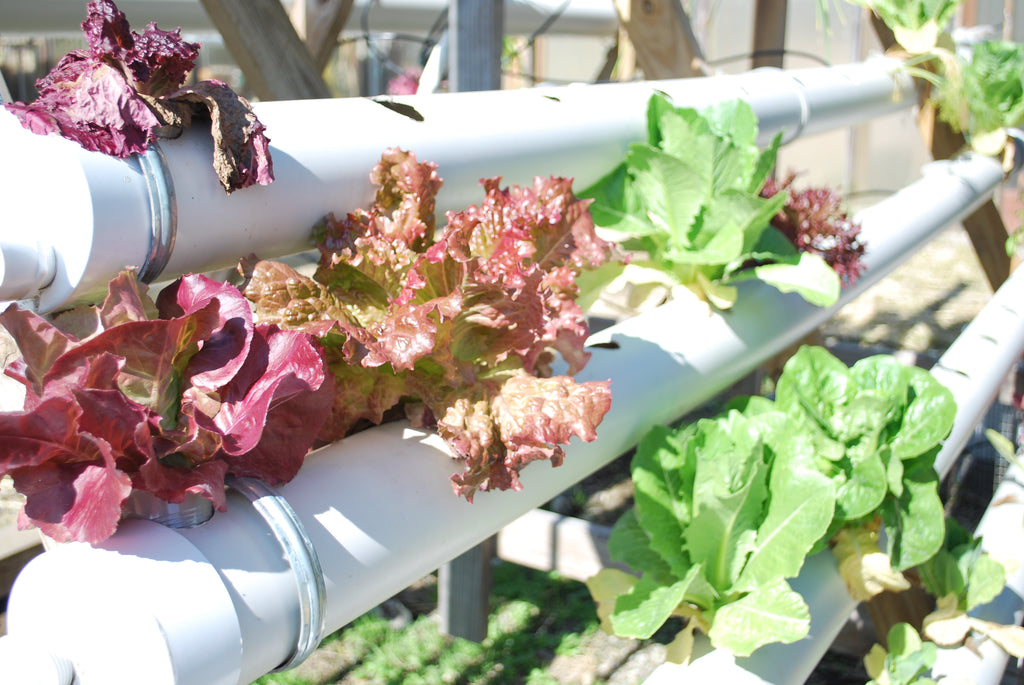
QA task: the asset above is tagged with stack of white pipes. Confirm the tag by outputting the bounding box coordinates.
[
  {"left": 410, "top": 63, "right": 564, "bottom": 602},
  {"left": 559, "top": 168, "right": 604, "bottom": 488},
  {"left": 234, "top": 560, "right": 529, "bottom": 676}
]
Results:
[
  {"left": 2, "top": 59, "right": 1021, "bottom": 685},
  {"left": 2, "top": 153, "right": 1016, "bottom": 683}
]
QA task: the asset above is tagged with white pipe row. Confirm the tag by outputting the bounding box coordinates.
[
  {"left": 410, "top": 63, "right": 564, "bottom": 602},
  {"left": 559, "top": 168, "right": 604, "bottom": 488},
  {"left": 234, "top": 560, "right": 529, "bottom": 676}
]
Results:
[
  {"left": 2, "top": 148, "right": 1008, "bottom": 684},
  {"left": 0, "top": 0, "right": 619, "bottom": 38},
  {"left": 0, "top": 59, "right": 914, "bottom": 312}
]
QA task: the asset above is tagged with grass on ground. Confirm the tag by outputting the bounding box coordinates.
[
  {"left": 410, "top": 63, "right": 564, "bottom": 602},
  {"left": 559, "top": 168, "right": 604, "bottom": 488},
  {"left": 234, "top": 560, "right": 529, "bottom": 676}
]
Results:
[{"left": 255, "top": 561, "right": 620, "bottom": 685}]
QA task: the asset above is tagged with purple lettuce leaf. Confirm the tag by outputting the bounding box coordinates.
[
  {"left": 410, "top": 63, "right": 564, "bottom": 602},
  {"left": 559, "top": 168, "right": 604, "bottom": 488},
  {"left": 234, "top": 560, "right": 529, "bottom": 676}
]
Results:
[
  {"left": 99, "top": 269, "right": 159, "bottom": 326},
  {"left": 156, "top": 273, "right": 254, "bottom": 391},
  {"left": 0, "top": 305, "right": 74, "bottom": 398},
  {"left": 761, "top": 174, "right": 867, "bottom": 287},
  {"left": 0, "top": 270, "right": 332, "bottom": 543},
  {"left": 166, "top": 81, "right": 275, "bottom": 192},
  {"left": 4, "top": 0, "right": 272, "bottom": 193},
  {"left": 0, "top": 391, "right": 139, "bottom": 543}
]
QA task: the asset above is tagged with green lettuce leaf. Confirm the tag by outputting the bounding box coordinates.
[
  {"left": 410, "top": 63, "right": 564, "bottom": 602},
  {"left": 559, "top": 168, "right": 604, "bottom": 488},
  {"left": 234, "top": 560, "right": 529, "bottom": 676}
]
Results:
[{"left": 580, "top": 94, "right": 841, "bottom": 310}]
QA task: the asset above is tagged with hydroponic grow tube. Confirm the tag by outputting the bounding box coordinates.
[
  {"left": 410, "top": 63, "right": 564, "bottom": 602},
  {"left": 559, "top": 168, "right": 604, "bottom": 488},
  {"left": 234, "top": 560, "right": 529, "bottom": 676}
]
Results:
[
  {"left": 931, "top": 463, "right": 1024, "bottom": 684},
  {"left": 1, "top": 148, "right": 1009, "bottom": 685},
  {"left": 0, "top": 0, "right": 619, "bottom": 38},
  {"left": 0, "top": 58, "right": 914, "bottom": 312}
]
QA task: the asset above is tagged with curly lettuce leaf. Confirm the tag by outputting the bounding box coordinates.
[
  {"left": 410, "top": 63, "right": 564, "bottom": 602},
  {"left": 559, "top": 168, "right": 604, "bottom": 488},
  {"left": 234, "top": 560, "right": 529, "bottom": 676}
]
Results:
[
  {"left": 760, "top": 174, "right": 866, "bottom": 288},
  {"left": 244, "top": 148, "right": 617, "bottom": 498}
]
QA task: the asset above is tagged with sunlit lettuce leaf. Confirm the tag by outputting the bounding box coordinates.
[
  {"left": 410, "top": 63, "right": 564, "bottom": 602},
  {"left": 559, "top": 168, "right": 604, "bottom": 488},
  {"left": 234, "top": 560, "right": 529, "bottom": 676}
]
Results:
[
  {"left": 832, "top": 523, "right": 911, "bottom": 601},
  {"left": 0, "top": 270, "right": 332, "bottom": 543},
  {"left": 244, "top": 148, "right": 617, "bottom": 499},
  {"left": 580, "top": 93, "right": 843, "bottom": 310}
]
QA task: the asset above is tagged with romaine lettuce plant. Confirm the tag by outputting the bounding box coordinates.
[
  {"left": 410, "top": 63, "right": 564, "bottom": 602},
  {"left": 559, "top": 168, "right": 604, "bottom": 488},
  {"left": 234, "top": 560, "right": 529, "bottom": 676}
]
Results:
[
  {"left": 918, "top": 517, "right": 1024, "bottom": 657},
  {"left": 242, "top": 148, "right": 615, "bottom": 500},
  {"left": 586, "top": 405, "right": 836, "bottom": 661},
  {"left": 773, "top": 346, "right": 956, "bottom": 595},
  {"left": 0, "top": 270, "right": 334, "bottom": 543},
  {"left": 848, "top": 0, "right": 961, "bottom": 53},
  {"left": 578, "top": 95, "right": 841, "bottom": 311},
  {"left": 587, "top": 346, "right": 960, "bottom": 661},
  {"left": 4, "top": 0, "right": 273, "bottom": 192},
  {"left": 864, "top": 623, "right": 943, "bottom": 685}
]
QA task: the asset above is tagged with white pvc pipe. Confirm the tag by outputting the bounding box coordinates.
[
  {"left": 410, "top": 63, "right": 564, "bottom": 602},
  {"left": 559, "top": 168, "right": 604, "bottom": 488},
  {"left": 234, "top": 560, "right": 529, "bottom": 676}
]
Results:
[
  {"left": 931, "top": 465, "right": 1024, "bottom": 683},
  {"left": 0, "top": 0, "right": 618, "bottom": 37},
  {"left": 0, "top": 59, "right": 914, "bottom": 312},
  {"left": 3, "top": 151, "right": 1006, "bottom": 684}
]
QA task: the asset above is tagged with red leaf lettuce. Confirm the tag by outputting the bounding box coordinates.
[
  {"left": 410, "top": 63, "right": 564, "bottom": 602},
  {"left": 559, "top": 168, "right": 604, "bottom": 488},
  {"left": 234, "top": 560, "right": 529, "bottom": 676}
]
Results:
[
  {"left": 0, "top": 271, "right": 333, "bottom": 543},
  {"left": 4, "top": 0, "right": 272, "bottom": 192},
  {"left": 242, "top": 148, "right": 615, "bottom": 499},
  {"left": 761, "top": 174, "right": 867, "bottom": 287}
]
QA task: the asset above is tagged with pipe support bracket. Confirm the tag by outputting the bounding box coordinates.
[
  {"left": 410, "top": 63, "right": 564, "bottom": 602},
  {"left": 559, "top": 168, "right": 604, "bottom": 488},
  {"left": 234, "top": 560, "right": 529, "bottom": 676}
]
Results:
[{"left": 227, "top": 476, "right": 327, "bottom": 672}]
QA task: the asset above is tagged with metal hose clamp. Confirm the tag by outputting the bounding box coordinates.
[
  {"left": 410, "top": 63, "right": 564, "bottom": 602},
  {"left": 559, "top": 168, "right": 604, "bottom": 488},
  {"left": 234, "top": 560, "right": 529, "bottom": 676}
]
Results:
[
  {"left": 136, "top": 141, "right": 177, "bottom": 283},
  {"left": 227, "top": 476, "right": 327, "bottom": 672}
]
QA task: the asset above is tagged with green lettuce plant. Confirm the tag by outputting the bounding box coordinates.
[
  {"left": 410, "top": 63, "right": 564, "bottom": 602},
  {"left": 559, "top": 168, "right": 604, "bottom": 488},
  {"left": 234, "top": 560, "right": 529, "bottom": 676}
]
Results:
[
  {"left": 773, "top": 346, "right": 956, "bottom": 597},
  {"left": 578, "top": 95, "right": 841, "bottom": 312},
  {"left": 919, "top": 517, "right": 1024, "bottom": 657},
  {"left": 586, "top": 402, "right": 836, "bottom": 661},
  {"left": 587, "top": 346, "right": 960, "bottom": 661},
  {"left": 864, "top": 623, "right": 943, "bottom": 685}
]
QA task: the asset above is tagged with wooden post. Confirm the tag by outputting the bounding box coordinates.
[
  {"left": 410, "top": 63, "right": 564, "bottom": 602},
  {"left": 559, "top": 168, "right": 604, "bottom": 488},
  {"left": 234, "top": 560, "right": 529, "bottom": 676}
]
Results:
[
  {"left": 613, "top": 0, "right": 704, "bottom": 80},
  {"left": 751, "top": 0, "right": 788, "bottom": 70},
  {"left": 448, "top": 0, "right": 503, "bottom": 92},
  {"left": 439, "top": 535, "right": 496, "bottom": 642},
  {"left": 199, "top": 0, "right": 331, "bottom": 101},
  {"left": 288, "top": 0, "right": 356, "bottom": 72}
]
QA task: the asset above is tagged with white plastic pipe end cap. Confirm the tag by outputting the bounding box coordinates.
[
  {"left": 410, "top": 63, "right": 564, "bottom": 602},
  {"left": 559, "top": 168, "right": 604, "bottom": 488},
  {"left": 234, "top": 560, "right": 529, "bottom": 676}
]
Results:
[{"left": 0, "top": 634, "right": 76, "bottom": 685}]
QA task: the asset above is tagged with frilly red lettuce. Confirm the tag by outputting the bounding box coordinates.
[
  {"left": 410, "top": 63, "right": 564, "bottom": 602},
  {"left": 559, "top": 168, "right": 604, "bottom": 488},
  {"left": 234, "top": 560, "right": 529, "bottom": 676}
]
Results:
[
  {"left": 242, "top": 148, "right": 615, "bottom": 499},
  {"left": 0, "top": 271, "right": 333, "bottom": 544},
  {"left": 4, "top": 0, "right": 272, "bottom": 192},
  {"left": 761, "top": 174, "right": 866, "bottom": 287}
]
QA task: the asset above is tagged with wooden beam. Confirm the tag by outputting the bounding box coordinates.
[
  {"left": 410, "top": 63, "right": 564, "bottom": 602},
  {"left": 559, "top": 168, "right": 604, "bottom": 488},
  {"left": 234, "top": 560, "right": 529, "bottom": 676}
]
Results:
[
  {"left": 751, "top": 0, "right": 788, "bottom": 70},
  {"left": 436, "top": 4, "right": 504, "bottom": 642},
  {"left": 497, "top": 509, "right": 627, "bottom": 582},
  {"left": 199, "top": 0, "right": 331, "bottom": 101},
  {"left": 870, "top": 13, "right": 1012, "bottom": 290},
  {"left": 613, "top": 0, "right": 704, "bottom": 80},
  {"left": 288, "top": 0, "right": 355, "bottom": 72}
]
